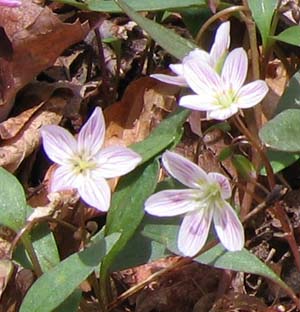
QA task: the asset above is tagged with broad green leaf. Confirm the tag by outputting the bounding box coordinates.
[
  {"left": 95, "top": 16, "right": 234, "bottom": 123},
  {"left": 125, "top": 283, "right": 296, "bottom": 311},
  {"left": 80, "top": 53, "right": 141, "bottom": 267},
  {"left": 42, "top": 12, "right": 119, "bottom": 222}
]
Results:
[
  {"left": 261, "top": 150, "right": 300, "bottom": 175},
  {"left": 115, "top": 0, "right": 198, "bottom": 59},
  {"left": 13, "top": 224, "right": 60, "bottom": 272},
  {"left": 101, "top": 160, "right": 159, "bottom": 275},
  {"left": 248, "top": 0, "right": 278, "bottom": 50},
  {"left": 53, "top": 0, "right": 206, "bottom": 13},
  {"left": 272, "top": 26, "right": 300, "bottom": 46},
  {"left": 131, "top": 108, "right": 190, "bottom": 162},
  {"left": 20, "top": 233, "right": 119, "bottom": 312},
  {"left": 0, "top": 168, "right": 30, "bottom": 232},
  {"left": 259, "top": 109, "right": 300, "bottom": 152},
  {"left": 195, "top": 245, "right": 291, "bottom": 295}
]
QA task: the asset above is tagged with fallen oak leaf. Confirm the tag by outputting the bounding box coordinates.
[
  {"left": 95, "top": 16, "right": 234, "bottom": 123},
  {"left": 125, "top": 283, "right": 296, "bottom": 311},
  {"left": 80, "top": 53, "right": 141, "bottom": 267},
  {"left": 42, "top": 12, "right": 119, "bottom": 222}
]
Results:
[{"left": 0, "top": 0, "right": 89, "bottom": 120}]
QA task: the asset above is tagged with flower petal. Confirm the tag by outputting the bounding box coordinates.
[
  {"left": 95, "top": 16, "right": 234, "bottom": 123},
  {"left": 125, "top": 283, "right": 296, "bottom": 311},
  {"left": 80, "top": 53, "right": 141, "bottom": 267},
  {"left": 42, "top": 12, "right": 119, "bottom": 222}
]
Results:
[
  {"left": 221, "top": 48, "right": 247, "bottom": 92},
  {"left": 206, "top": 106, "right": 238, "bottom": 120},
  {"left": 78, "top": 174, "right": 111, "bottom": 212},
  {"left": 178, "top": 209, "right": 213, "bottom": 257},
  {"left": 207, "top": 172, "right": 232, "bottom": 199},
  {"left": 236, "top": 80, "right": 269, "bottom": 109},
  {"left": 144, "top": 189, "right": 199, "bottom": 217},
  {"left": 0, "top": 0, "right": 21, "bottom": 6},
  {"left": 150, "top": 73, "right": 187, "bottom": 86},
  {"left": 41, "top": 125, "right": 77, "bottom": 165},
  {"left": 50, "top": 165, "right": 81, "bottom": 192},
  {"left": 184, "top": 59, "right": 222, "bottom": 95},
  {"left": 95, "top": 146, "right": 141, "bottom": 178},
  {"left": 169, "top": 64, "right": 184, "bottom": 76},
  {"left": 78, "top": 107, "right": 105, "bottom": 157},
  {"left": 179, "top": 94, "right": 218, "bottom": 111},
  {"left": 210, "top": 22, "right": 230, "bottom": 68},
  {"left": 162, "top": 151, "right": 208, "bottom": 188},
  {"left": 184, "top": 49, "right": 210, "bottom": 64},
  {"left": 213, "top": 200, "right": 244, "bottom": 251}
]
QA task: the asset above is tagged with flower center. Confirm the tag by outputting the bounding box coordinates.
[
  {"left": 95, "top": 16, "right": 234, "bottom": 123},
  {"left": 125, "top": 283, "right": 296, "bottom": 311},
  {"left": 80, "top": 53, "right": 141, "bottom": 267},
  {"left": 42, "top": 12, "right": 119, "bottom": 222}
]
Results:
[
  {"left": 71, "top": 154, "right": 97, "bottom": 175},
  {"left": 216, "top": 88, "right": 236, "bottom": 109}
]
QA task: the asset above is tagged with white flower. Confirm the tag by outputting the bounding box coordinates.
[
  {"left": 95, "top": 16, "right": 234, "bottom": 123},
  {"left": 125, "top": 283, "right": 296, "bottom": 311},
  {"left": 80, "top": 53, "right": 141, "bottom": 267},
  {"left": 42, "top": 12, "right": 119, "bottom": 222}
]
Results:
[
  {"left": 144, "top": 151, "right": 244, "bottom": 257},
  {"left": 179, "top": 48, "right": 268, "bottom": 120},
  {"left": 150, "top": 21, "right": 230, "bottom": 86},
  {"left": 41, "top": 107, "right": 142, "bottom": 212}
]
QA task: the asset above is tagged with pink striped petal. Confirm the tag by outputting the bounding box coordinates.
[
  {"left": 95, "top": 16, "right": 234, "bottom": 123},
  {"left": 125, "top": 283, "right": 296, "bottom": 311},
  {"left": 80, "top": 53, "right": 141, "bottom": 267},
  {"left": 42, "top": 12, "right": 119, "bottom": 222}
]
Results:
[
  {"left": 213, "top": 201, "right": 244, "bottom": 251},
  {"left": 183, "top": 58, "right": 222, "bottom": 95},
  {"left": 95, "top": 146, "right": 141, "bottom": 178},
  {"left": 236, "top": 80, "right": 269, "bottom": 109},
  {"left": 162, "top": 151, "right": 208, "bottom": 189},
  {"left": 207, "top": 172, "right": 232, "bottom": 199},
  {"left": 41, "top": 125, "right": 77, "bottom": 165},
  {"left": 178, "top": 209, "right": 213, "bottom": 257},
  {"left": 0, "top": 0, "right": 21, "bottom": 7},
  {"left": 206, "top": 106, "right": 238, "bottom": 120},
  {"left": 78, "top": 175, "right": 111, "bottom": 211},
  {"left": 221, "top": 48, "right": 247, "bottom": 92},
  {"left": 179, "top": 94, "right": 217, "bottom": 111},
  {"left": 169, "top": 64, "right": 184, "bottom": 76},
  {"left": 150, "top": 73, "right": 187, "bottom": 86},
  {"left": 144, "top": 189, "right": 199, "bottom": 217},
  {"left": 78, "top": 107, "right": 105, "bottom": 157},
  {"left": 210, "top": 22, "right": 230, "bottom": 68},
  {"left": 50, "top": 165, "right": 80, "bottom": 192},
  {"left": 184, "top": 49, "right": 210, "bottom": 64}
]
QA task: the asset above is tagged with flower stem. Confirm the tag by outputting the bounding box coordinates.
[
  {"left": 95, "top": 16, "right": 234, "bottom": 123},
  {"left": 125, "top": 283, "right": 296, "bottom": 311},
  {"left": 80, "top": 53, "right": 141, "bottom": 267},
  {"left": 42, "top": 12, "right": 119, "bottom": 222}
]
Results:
[{"left": 195, "top": 5, "right": 247, "bottom": 46}]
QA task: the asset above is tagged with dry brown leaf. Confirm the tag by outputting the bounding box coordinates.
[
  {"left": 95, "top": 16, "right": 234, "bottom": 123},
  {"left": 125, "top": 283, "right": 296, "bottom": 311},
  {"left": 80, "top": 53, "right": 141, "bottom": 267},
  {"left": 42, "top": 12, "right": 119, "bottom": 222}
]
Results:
[
  {"left": 104, "top": 77, "right": 180, "bottom": 147},
  {"left": 0, "top": 0, "right": 89, "bottom": 120},
  {"left": 0, "top": 96, "right": 66, "bottom": 172}
]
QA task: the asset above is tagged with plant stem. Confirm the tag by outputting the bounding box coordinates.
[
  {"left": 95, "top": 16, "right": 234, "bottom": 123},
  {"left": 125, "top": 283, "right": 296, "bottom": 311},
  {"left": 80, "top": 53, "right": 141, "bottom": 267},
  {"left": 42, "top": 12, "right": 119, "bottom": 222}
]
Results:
[
  {"left": 195, "top": 5, "right": 247, "bottom": 45},
  {"left": 21, "top": 234, "right": 43, "bottom": 277}
]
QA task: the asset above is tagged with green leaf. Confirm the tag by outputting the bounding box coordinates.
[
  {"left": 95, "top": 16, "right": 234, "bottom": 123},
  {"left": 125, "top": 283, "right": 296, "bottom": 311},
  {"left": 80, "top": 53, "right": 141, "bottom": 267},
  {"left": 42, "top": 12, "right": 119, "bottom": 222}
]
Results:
[
  {"left": 54, "top": 289, "right": 82, "bottom": 312},
  {"left": 114, "top": 0, "right": 198, "bottom": 59},
  {"left": 261, "top": 150, "right": 300, "bottom": 175},
  {"left": 248, "top": 0, "right": 278, "bottom": 50},
  {"left": 275, "top": 71, "right": 300, "bottom": 114},
  {"left": 259, "top": 109, "right": 300, "bottom": 152},
  {"left": 272, "top": 26, "right": 300, "bottom": 46},
  {"left": 54, "top": 0, "right": 206, "bottom": 13},
  {"left": 13, "top": 224, "right": 60, "bottom": 272},
  {"left": 20, "top": 233, "right": 119, "bottom": 312},
  {"left": 232, "top": 154, "right": 256, "bottom": 180},
  {"left": 195, "top": 245, "right": 290, "bottom": 294},
  {"left": 131, "top": 108, "right": 190, "bottom": 162},
  {"left": 101, "top": 160, "right": 159, "bottom": 274},
  {"left": 0, "top": 168, "right": 30, "bottom": 232}
]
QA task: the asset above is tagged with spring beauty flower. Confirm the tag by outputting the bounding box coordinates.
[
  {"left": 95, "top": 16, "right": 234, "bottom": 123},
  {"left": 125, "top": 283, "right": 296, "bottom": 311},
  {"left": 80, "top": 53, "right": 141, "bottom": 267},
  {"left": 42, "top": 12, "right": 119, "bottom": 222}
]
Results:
[
  {"left": 144, "top": 151, "right": 244, "bottom": 257},
  {"left": 41, "top": 107, "right": 142, "bottom": 212},
  {"left": 150, "top": 21, "right": 230, "bottom": 86},
  {"left": 0, "top": 0, "right": 21, "bottom": 7},
  {"left": 179, "top": 48, "right": 268, "bottom": 120}
]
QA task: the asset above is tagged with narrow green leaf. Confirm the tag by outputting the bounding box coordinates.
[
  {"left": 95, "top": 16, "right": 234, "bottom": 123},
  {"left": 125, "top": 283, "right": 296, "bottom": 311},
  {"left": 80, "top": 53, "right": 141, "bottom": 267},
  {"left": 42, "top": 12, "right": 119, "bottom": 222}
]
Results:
[
  {"left": 115, "top": 0, "right": 198, "bottom": 59},
  {"left": 13, "top": 224, "right": 60, "bottom": 272},
  {"left": 53, "top": 0, "right": 206, "bottom": 13},
  {"left": 272, "top": 26, "right": 300, "bottom": 46},
  {"left": 131, "top": 108, "right": 190, "bottom": 162},
  {"left": 259, "top": 109, "right": 300, "bottom": 152},
  {"left": 102, "top": 160, "right": 159, "bottom": 271},
  {"left": 261, "top": 150, "right": 300, "bottom": 175},
  {"left": 195, "top": 245, "right": 292, "bottom": 296},
  {"left": 20, "top": 233, "right": 119, "bottom": 312},
  {"left": 248, "top": 0, "right": 278, "bottom": 49},
  {"left": 232, "top": 154, "right": 256, "bottom": 180},
  {"left": 275, "top": 71, "right": 300, "bottom": 114},
  {"left": 0, "top": 168, "right": 29, "bottom": 232},
  {"left": 54, "top": 289, "right": 82, "bottom": 312}
]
